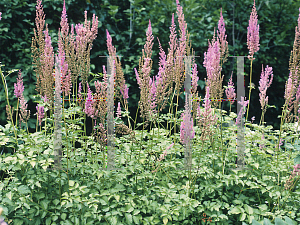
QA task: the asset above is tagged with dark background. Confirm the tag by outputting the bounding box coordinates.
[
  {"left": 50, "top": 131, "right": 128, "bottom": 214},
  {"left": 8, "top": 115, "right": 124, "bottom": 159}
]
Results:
[{"left": 0, "top": 0, "right": 299, "bottom": 131}]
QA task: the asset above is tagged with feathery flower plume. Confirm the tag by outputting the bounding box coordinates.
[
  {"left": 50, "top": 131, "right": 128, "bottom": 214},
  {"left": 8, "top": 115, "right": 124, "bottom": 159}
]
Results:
[
  {"left": 284, "top": 77, "right": 295, "bottom": 109},
  {"left": 120, "top": 83, "right": 129, "bottom": 101},
  {"left": 14, "top": 70, "right": 24, "bottom": 99},
  {"left": 0, "top": 12, "right": 2, "bottom": 20},
  {"left": 197, "top": 86, "right": 217, "bottom": 141},
  {"left": 225, "top": 73, "right": 236, "bottom": 105},
  {"left": 285, "top": 164, "right": 300, "bottom": 190},
  {"left": 60, "top": 0, "right": 69, "bottom": 38},
  {"left": 203, "top": 35, "right": 223, "bottom": 107},
  {"left": 218, "top": 8, "right": 229, "bottom": 64},
  {"left": 116, "top": 102, "right": 121, "bottom": 118},
  {"left": 40, "top": 26, "right": 55, "bottom": 103},
  {"left": 259, "top": 65, "right": 273, "bottom": 111},
  {"left": 180, "top": 95, "right": 195, "bottom": 145},
  {"left": 84, "top": 83, "right": 95, "bottom": 118},
  {"left": 247, "top": 0, "right": 260, "bottom": 61},
  {"left": 135, "top": 20, "right": 154, "bottom": 120},
  {"left": 174, "top": 0, "right": 187, "bottom": 95},
  {"left": 58, "top": 32, "right": 71, "bottom": 96},
  {"left": 36, "top": 105, "right": 45, "bottom": 126},
  {"left": 157, "top": 143, "right": 174, "bottom": 162},
  {"left": 295, "top": 81, "right": 300, "bottom": 116},
  {"left": 41, "top": 95, "right": 48, "bottom": 104},
  {"left": 78, "top": 82, "right": 82, "bottom": 100},
  {"left": 236, "top": 97, "right": 249, "bottom": 125}
]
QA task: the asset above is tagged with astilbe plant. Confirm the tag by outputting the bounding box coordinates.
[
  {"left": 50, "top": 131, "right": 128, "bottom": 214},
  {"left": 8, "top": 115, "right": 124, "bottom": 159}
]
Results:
[
  {"left": 225, "top": 73, "right": 236, "bottom": 112},
  {"left": 246, "top": 0, "right": 260, "bottom": 121},
  {"left": 2, "top": 1, "right": 300, "bottom": 224},
  {"left": 258, "top": 65, "right": 273, "bottom": 125}
]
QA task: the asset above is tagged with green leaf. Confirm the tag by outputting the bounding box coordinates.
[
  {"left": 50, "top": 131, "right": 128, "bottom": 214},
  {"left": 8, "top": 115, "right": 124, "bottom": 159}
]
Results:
[
  {"left": 294, "top": 154, "right": 300, "bottom": 164},
  {"left": 125, "top": 213, "right": 133, "bottom": 224},
  {"left": 240, "top": 213, "right": 246, "bottom": 221},
  {"left": 244, "top": 205, "right": 253, "bottom": 215},
  {"left": 125, "top": 204, "right": 134, "bottom": 213},
  {"left": 110, "top": 216, "right": 118, "bottom": 225},
  {"left": 284, "top": 216, "right": 296, "bottom": 225},
  {"left": 46, "top": 217, "right": 52, "bottom": 225},
  {"left": 229, "top": 206, "right": 242, "bottom": 214},
  {"left": 18, "top": 185, "right": 30, "bottom": 195},
  {"left": 274, "top": 218, "right": 287, "bottom": 225},
  {"left": 133, "top": 215, "right": 139, "bottom": 224},
  {"left": 41, "top": 211, "right": 47, "bottom": 219},
  {"left": 53, "top": 199, "right": 60, "bottom": 206},
  {"left": 41, "top": 200, "right": 48, "bottom": 210},
  {"left": 6, "top": 191, "right": 12, "bottom": 200},
  {"left": 263, "top": 218, "right": 272, "bottom": 225},
  {"left": 163, "top": 217, "right": 168, "bottom": 225},
  {"left": 13, "top": 219, "right": 24, "bottom": 225},
  {"left": 252, "top": 219, "right": 262, "bottom": 225},
  {"left": 114, "top": 194, "right": 120, "bottom": 202},
  {"left": 69, "top": 180, "right": 75, "bottom": 187},
  {"left": 61, "top": 213, "right": 67, "bottom": 220}
]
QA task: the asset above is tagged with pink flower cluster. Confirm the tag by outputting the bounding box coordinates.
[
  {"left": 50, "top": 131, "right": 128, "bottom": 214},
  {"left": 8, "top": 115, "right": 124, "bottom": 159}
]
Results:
[
  {"left": 247, "top": 0, "right": 260, "bottom": 60},
  {"left": 236, "top": 97, "right": 249, "bottom": 125},
  {"left": 259, "top": 65, "right": 273, "bottom": 110},
  {"left": 14, "top": 70, "right": 30, "bottom": 124},
  {"left": 36, "top": 105, "right": 45, "bottom": 126},
  {"left": 203, "top": 37, "right": 221, "bottom": 90},
  {"left": 84, "top": 83, "right": 95, "bottom": 118},
  {"left": 225, "top": 74, "right": 236, "bottom": 105},
  {"left": 180, "top": 96, "right": 195, "bottom": 145},
  {"left": 0, "top": 12, "right": 2, "bottom": 20}
]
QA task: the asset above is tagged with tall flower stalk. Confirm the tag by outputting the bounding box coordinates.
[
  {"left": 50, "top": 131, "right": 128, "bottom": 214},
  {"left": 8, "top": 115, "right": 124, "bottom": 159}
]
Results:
[
  {"left": 225, "top": 73, "right": 236, "bottom": 113},
  {"left": 258, "top": 65, "right": 273, "bottom": 125},
  {"left": 246, "top": 0, "right": 260, "bottom": 121}
]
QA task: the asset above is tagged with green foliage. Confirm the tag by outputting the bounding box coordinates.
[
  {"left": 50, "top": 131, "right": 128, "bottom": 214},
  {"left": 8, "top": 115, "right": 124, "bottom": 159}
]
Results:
[
  {"left": 1, "top": 0, "right": 300, "bottom": 224},
  {"left": 0, "top": 106, "right": 300, "bottom": 224}
]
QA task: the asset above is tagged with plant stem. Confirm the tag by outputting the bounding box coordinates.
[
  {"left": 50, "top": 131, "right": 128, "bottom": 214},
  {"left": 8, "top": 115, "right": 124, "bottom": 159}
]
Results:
[{"left": 246, "top": 60, "right": 253, "bottom": 122}]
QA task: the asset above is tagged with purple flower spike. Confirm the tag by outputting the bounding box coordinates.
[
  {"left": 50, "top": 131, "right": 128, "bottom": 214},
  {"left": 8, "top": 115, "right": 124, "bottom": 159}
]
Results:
[
  {"left": 180, "top": 96, "right": 195, "bottom": 145},
  {"left": 259, "top": 65, "right": 273, "bottom": 110},
  {"left": 120, "top": 83, "right": 129, "bottom": 100},
  {"left": 116, "top": 102, "right": 121, "bottom": 118},
  {"left": 225, "top": 74, "right": 236, "bottom": 105},
  {"left": 36, "top": 105, "right": 45, "bottom": 126},
  {"left": 236, "top": 97, "right": 249, "bottom": 125},
  {"left": 84, "top": 83, "right": 95, "bottom": 118},
  {"left": 60, "top": 0, "right": 69, "bottom": 37},
  {"left": 14, "top": 70, "right": 24, "bottom": 99},
  {"left": 247, "top": 0, "right": 260, "bottom": 60}
]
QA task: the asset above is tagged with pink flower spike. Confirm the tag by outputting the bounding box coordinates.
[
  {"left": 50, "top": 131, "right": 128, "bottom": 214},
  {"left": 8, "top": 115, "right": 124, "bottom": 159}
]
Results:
[
  {"left": 236, "top": 97, "right": 249, "bottom": 125},
  {"left": 225, "top": 74, "right": 236, "bottom": 105},
  {"left": 218, "top": 8, "right": 228, "bottom": 60},
  {"left": 247, "top": 0, "right": 260, "bottom": 60},
  {"left": 180, "top": 95, "right": 195, "bottom": 145},
  {"left": 144, "top": 20, "right": 154, "bottom": 57},
  {"left": 134, "top": 68, "right": 141, "bottom": 87},
  {"left": 60, "top": 0, "right": 69, "bottom": 37},
  {"left": 0, "top": 12, "right": 2, "bottom": 20},
  {"left": 14, "top": 70, "right": 24, "bottom": 99},
  {"left": 116, "top": 102, "right": 121, "bottom": 118},
  {"left": 36, "top": 104, "right": 45, "bottom": 126},
  {"left": 120, "top": 83, "right": 129, "bottom": 100},
  {"left": 191, "top": 63, "right": 199, "bottom": 93},
  {"left": 84, "top": 83, "right": 95, "bottom": 118},
  {"left": 41, "top": 95, "right": 48, "bottom": 103},
  {"left": 259, "top": 65, "right": 273, "bottom": 110}
]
